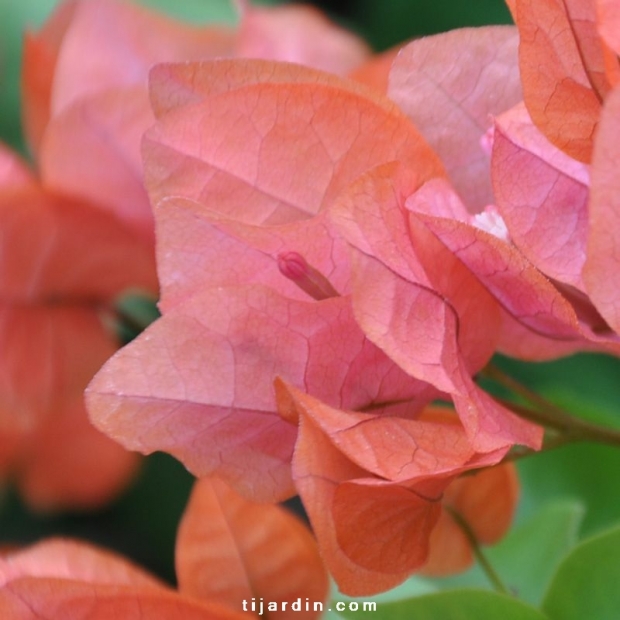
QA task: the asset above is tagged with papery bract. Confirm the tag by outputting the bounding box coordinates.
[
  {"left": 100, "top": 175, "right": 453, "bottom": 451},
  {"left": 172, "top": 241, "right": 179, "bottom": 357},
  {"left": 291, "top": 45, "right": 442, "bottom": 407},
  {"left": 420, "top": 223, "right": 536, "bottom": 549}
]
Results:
[
  {"left": 420, "top": 463, "right": 519, "bottom": 576},
  {"left": 39, "top": 87, "right": 156, "bottom": 243},
  {"left": 143, "top": 59, "right": 440, "bottom": 219},
  {"left": 22, "top": 0, "right": 235, "bottom": 153},
  {"left": 490, "top": 99, "right": 620, "bottom": 354},
  {"left": 87, "top": 286, "right": 432, "bottom": 501},
  {"left": 23, "top": 0, "right": 234, "bottom": 244},
  {"left": 0, "top": 144, "right": 156, "bottom": 510},
  {"left": 583, "top": 86, "right": 620, "bottom": 334},
  {"left": 0, "top": 475, "right": 326, "bottom": 619},
  {"left": 492, "top": 102, "right": 589, "bottom": 291},
  {"left": 176, "top": 477, "right": 328, "bottom": 619},
  {"left": 275, "top": 381, "right": 513, "bottom": 595},
  {"left": 513, "top": 0, "right": 620, "bottom": 162},
  {"left": 87, "top": 59, "right": 445, "bottom": 501},
  {"left": 331, "top": 162, "right": 552, "bottom": 451},
  {"left": 388, "top": 26, "right": 522, "bottom": 211}
]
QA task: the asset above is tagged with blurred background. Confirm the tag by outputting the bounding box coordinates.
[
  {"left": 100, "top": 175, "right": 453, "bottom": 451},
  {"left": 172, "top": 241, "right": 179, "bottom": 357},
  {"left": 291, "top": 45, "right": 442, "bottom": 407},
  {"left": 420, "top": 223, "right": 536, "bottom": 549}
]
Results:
[
  {"left": 0, "top": 0, "right": 512, "bottom": 153},
  {"left": 2, "top": 0, "right": 620, "bottom": 593}
]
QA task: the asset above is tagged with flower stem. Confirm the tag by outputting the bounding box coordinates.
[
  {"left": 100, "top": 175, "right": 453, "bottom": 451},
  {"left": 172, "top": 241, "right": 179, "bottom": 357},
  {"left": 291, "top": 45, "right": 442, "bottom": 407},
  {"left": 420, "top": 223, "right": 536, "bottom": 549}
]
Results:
[
  {"left": 446, "top": 507, "right": 510, "bottom": 595},
  {"left": 484, "top": 364, "right": 620, "bottom": 448}
]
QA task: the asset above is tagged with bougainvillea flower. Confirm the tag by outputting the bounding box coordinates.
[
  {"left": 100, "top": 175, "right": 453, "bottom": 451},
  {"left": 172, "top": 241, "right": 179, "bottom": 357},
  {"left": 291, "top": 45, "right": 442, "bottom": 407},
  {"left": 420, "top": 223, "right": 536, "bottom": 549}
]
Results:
[
  {"left": 509, "top": 0, "right": 620, "bottom": 163},
  {"left": 5, "top": 0, "right": 374, "bottom": 509},
  {"left": 23, "top": 0, "right": 371, "bottom": 243},
  {"left": 275, "top": 381, "right": 517, "bottom": 594},
  {"left": 330, "top": 161, "right": 576, "bottom": 449},
  {"left": 0, "top": 144, "right": 156, "bottom": 511},
  {"left": 84, "top": 57, "right": 557, "bottom": 588},
  {"left": 490, "top": 98, "right": 620, "bottom": 355},
  {"left": 419, "top": 460, "right": 518, "bottom": 577},
  {"left": 87, "top": 59, "right": 448, "bottom": 501},
  {"left": 0, "top": 477, "right": 327, "bottom": 619},
  {"left": 385, "top": 16, "right": 620, "bottom": 360},
  {"left": 23, "top": 0, "right": 235, "bottom": 243}
]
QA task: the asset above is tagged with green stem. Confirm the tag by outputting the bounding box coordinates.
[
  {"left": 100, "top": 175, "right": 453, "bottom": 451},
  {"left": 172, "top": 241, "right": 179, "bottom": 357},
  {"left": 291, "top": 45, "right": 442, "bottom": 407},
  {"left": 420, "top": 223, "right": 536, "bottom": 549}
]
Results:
[
  {"left": 485, "top": 364, "right": 620, "bottom": 448},
  {"left": 501, "top": 433, "right": 574, "bottom": 463},
  {"left": 446, "top": 507, "right": 510, "bottom": 595}
]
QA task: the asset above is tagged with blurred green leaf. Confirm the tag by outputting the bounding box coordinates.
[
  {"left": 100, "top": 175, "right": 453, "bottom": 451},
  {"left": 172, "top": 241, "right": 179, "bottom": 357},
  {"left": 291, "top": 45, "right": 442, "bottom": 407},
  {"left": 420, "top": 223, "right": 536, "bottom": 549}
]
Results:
[
  {"left": 138, "top": 0, "right": 237, "bottom": 23},
  {"left": 542, "top": 525, "right": 620, "bottom": 620},
  {"left": 333, "top": 574, "right": 437, "bottom": 607},
  {"left": 336, "top": 590, "right": 547, "bottom": 620},
  {"left": 517, "top": 443, "right": 620, "bottom": 537},
  {"left": 428, "top": 500, "right": 585, "bottom": 605}
]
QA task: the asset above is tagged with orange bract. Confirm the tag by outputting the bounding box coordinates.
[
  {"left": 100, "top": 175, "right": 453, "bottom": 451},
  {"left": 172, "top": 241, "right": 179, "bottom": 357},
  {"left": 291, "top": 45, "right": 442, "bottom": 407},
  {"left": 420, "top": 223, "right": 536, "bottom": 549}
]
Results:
[
  {"left": 0, "top": 477, "right": 327, "bottom": 619},
  {"left": 421, "top": 463, "right": 519, "bottom": 576},
  {"left": 513, "top": 0, "right": 620, "bottom": 162},
  {"left": 6, "top": 0, "right": 377, "bottom": 511},
  {"left": 276, "top": 382, "right": 515, "bottom": 594},
  {"left": 87, "top": 59, "right": 446, "bottom": 503},
  {"left": 489, "top": 1, "right": 620, "bottom": 354},
  {"left": 0, "top": 148, "right": 154, "bottom": 510},
  {"left": 176, "top": 477, "right": 328, "bottom": 620}
]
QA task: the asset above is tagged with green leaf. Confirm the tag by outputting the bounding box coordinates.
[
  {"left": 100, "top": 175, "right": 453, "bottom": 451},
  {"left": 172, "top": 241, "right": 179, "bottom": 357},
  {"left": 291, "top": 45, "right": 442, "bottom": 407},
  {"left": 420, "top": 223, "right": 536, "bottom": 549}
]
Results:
[
  {"left": 542, "top": 524, "right": 620, "bottom": 620},
  {"left": 335, "top": 590, "right": 547, "bottom": 620},
  {"left": 328, "top": 573, "right": 437, "bottom": 620},
  {"left": 339, "top": 576, "right": 437, "bottom": 604},
  {"left": 517, "top": 443, "right": 620, "bottom": 537},
  {"left": 429, "top": 500, "right": 584, "bottom": 605}
]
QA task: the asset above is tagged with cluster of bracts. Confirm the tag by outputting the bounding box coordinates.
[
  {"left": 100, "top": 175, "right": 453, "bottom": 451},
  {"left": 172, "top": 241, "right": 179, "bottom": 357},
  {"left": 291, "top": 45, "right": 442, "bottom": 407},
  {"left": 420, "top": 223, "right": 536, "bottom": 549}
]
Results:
[{"left": 0, "top": 0, "right": 618, "bottom": 616}]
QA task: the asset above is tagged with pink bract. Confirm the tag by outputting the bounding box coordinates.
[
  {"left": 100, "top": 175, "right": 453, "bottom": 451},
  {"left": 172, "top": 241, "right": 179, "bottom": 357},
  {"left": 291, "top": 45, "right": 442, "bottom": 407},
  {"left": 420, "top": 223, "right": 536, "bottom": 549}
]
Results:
[{"left": 87, "top": 60, "right": 445, "bottom": 501}]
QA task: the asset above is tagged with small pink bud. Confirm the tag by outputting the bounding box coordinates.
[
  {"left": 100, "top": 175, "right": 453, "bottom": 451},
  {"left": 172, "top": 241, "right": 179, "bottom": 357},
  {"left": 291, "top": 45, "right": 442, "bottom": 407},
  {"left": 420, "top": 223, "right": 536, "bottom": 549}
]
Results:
[{"left": 277, "top": 251, "right": 339, "bottom": 300}]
